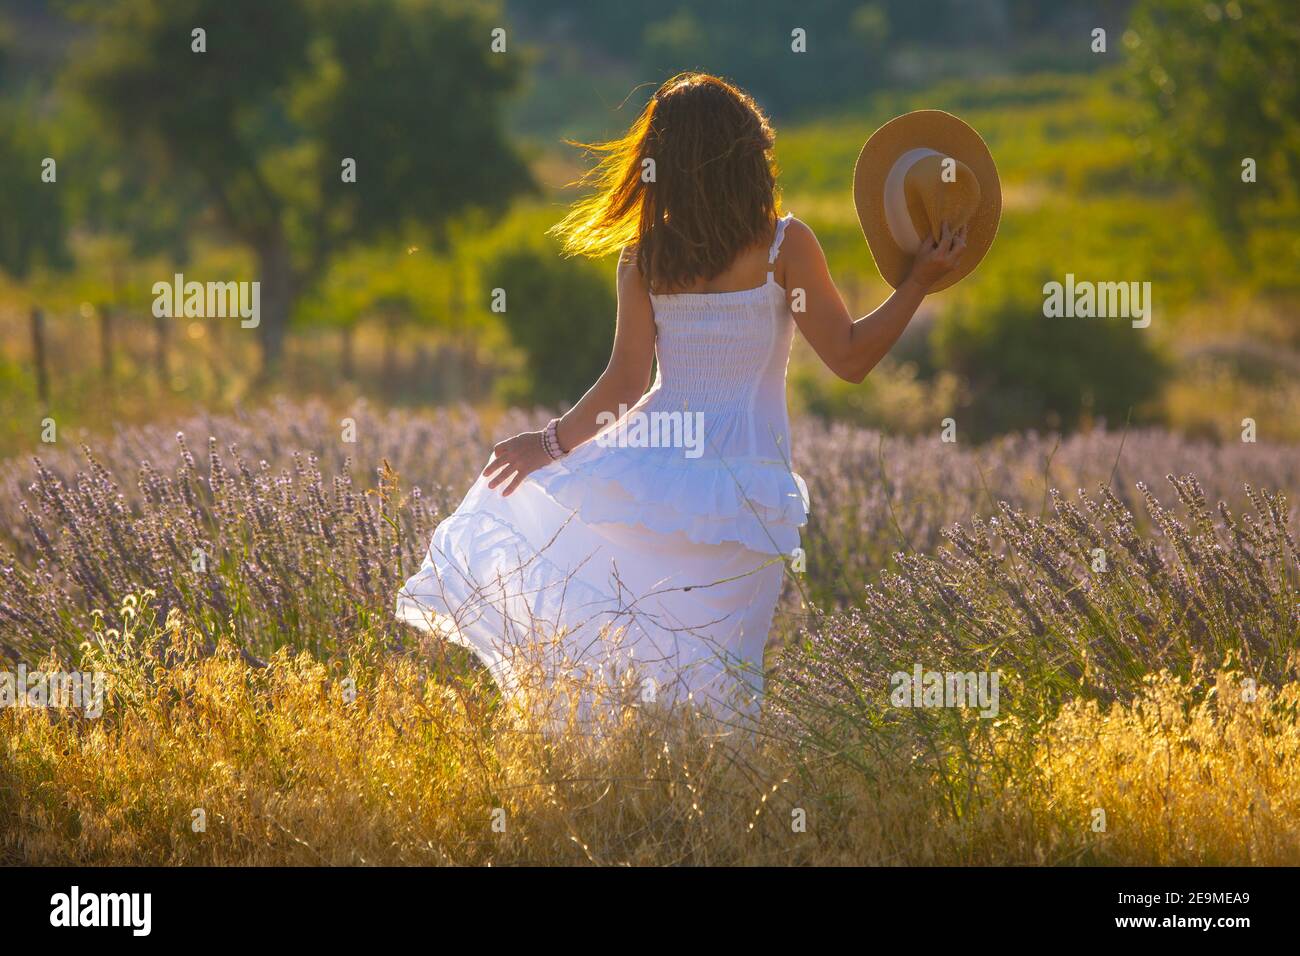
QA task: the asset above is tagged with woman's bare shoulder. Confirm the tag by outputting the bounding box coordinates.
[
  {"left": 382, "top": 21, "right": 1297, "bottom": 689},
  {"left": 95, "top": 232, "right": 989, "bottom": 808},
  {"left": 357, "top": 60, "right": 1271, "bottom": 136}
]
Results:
[
  {"left": 617, "top": 245, "right": 650, "bottom": 295},
  {"left": 778, "top": 217, "right": 828, "bottom": 273},
  {"left": 782, "top": 216, "right": 822, "bottom": 253}
]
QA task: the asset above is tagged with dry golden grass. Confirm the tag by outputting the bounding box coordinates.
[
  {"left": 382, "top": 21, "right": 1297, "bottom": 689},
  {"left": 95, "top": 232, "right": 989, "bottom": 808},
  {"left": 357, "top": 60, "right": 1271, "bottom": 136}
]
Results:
[
  {"left": 1028, "top": 667, "right": 1300, "bottom": 865},
  {"left": 3, "top": 596, "right": 1299, "bottom": 866}
]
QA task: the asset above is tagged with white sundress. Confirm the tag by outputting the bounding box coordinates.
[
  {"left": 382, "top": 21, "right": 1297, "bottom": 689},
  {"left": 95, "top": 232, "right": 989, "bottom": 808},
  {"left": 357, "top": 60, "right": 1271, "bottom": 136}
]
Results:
[{"left": 396, "top": 214, "right": 808, "bottom": 720}]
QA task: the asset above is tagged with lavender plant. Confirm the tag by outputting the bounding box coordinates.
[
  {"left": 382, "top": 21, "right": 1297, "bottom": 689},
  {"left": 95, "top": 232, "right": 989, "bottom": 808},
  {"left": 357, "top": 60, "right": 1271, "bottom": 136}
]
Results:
[
  {"left": 795, "top": 420, "right": 1300, "bottom": 606},
  {"left": 0, "top": 401, "right": 506, "bottom": 661},
  {"left": 769, "top": 474, "right": 1300, "bottom": 787}
]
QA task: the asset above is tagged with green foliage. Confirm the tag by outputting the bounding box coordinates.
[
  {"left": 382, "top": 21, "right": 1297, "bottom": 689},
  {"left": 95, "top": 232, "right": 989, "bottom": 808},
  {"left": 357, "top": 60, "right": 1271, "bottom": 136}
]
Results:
[
  {"left": 65, "top": 0, "right": 532, "bottom": 365},
  {"left": 0, "top": 99, "right": 70, "bottom": 278},
  {"left": 52, "top": 99, "right": 204, "bottom": 266},
  {"left": 932, "top": 279, "right": 1170, "bottom": 436},
  {"left": 636, "top": 1, "right": 890, "bottom": 115},
  {"left": 289, "top": 0, "right": 534, "bottom": 238},
  {"left": 486, "top": 244, "right": 615, "bottom": 406},
  {"left": 1128, "top": 0, "right": 1300, "bottom": 243},
  {"left": 506, "top": 1, "right": 1121, "bottom": 126},
  {"left": 790, "top": 357, "right": 965, "bottom": 436},
  {"left": 300, "top": 242, "right": 446, "bottom": 329}
]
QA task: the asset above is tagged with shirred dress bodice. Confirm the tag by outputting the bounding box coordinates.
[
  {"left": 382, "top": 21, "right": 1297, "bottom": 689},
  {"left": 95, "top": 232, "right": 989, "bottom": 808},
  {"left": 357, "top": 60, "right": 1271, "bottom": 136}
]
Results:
[{"left": 650, "top": 279, "right": 796, "bottom": 459}]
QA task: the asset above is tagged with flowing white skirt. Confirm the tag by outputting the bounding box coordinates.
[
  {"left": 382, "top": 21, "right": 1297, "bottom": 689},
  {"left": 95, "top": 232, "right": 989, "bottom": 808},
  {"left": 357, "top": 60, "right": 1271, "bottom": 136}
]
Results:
[{"left": 395, "top": 458, "right": 793, "bottom": 721}]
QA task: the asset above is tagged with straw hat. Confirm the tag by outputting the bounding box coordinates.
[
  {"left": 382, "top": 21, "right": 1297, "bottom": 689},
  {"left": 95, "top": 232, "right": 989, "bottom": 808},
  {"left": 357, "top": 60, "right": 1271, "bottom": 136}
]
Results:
[{"left": 853, "top": 110, "right": 1001, "bottom": 292}]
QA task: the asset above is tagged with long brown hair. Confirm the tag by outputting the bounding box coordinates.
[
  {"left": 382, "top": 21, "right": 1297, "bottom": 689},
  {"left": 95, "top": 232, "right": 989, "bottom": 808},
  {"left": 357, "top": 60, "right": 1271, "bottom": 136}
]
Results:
[{"left": 549, "top": 72, "right": 779, "bottom": 293}]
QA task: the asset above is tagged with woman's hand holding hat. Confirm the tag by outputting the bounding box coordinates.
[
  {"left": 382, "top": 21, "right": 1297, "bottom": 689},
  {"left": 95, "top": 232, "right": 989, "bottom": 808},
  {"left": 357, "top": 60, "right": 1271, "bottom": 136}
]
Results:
[{"left": 906, "top": 222, "right": 969, "bottom": 292}]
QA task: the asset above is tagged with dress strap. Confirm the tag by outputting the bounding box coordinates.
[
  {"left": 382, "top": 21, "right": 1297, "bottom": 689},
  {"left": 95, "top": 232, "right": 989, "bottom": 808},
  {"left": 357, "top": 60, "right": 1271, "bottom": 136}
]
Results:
[{"left": 766, "top": 213, "right": 793, "bottom": 272}]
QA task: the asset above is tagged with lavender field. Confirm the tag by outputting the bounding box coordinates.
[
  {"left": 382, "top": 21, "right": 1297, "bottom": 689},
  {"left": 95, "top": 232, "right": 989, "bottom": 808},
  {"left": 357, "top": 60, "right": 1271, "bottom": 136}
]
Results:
[
  {"left": 2, "top": 402, "right": 1298, "bottom": 864},
  {"left": 2, "top": 400, "right": 1296, "bottom": 658}
]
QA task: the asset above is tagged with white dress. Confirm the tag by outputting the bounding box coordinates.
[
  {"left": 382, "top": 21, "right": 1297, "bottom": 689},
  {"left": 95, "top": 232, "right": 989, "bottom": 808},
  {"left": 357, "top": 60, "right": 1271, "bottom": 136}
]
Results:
[{"left": 396, "top": 214, "right": 808, "bottom": 720}]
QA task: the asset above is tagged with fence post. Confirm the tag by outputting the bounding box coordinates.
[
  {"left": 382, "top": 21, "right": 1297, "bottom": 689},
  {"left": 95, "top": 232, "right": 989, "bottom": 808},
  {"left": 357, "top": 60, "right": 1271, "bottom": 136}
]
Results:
[
  {"left": 98, "top": 302, "right": 114, "bottom": 386},
  {"left": 154, "top": 312, "right": 169, "bottom": 382},
  {"left": 340, "top": 324, "right": 355, "bottom": 380},
  {"left": 30, "top": 306, "right": 49, "bottom": 407}
]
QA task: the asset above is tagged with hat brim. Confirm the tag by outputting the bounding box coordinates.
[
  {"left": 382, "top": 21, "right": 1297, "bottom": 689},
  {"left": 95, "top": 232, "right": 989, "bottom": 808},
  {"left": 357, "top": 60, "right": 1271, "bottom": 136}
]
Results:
[{"left": 853, "top": 110, "right": 1001, "bottom": 293}]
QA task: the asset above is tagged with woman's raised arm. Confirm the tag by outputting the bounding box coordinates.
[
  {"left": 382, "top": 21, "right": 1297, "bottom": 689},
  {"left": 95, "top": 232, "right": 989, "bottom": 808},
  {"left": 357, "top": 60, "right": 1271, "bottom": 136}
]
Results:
[{"left": 781, "top": 218, "right": 965, "bottom": 384}]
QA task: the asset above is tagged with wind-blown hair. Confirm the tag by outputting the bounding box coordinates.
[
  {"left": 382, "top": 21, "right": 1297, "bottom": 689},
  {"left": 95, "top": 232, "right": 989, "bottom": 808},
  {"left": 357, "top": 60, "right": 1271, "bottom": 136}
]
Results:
[{"left": 549, "top": 72, "right": 779, "bottom": 294}]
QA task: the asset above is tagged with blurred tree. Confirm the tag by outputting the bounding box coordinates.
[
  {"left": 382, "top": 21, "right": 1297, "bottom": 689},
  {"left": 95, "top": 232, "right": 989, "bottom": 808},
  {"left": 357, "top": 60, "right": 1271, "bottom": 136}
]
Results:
[
  {"left": 485, "top": 244, "right": 615, "bottom": 406},
  {"left": 1127, "top": 0, "right": 1300, "bottom": 243},
  {"left": 0, "top": 101, "right": 69, "bottom": 279},
  {"left": 932, "top": 281, "right": 1170, "bottom": 437},
  {"left": 637, "top": 1, "right": 891, "bottom": 116},
  {"left": 0, "top": 10, "right": 71, "bottom": 407},
  {"left": 68, "top": 0, "right": 532, "bottom": 372},
  {"left": 66, "top": 123, "right": 202, "bottom": 267},
  {"left": 504, "top": 0, "right": 892, "bottom": 118},
  {"left": 0, "top": 2, "right": 66, "bottom": 280}
]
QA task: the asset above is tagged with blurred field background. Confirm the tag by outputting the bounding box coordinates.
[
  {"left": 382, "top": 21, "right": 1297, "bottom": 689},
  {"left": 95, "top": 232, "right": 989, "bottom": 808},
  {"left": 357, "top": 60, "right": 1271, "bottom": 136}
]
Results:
[
  {"left": 2, "top": 0, "right": 1299, "bottom": 864},
  {"left": 2, "top": 0, "right": 1297, "bottom": 453}
]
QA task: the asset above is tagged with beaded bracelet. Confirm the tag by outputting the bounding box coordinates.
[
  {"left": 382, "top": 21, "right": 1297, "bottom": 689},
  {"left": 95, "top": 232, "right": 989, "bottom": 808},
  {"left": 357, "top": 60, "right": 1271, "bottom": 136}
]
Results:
[{"left": 541, "top": 417, "right": 567, "bottom": 461}]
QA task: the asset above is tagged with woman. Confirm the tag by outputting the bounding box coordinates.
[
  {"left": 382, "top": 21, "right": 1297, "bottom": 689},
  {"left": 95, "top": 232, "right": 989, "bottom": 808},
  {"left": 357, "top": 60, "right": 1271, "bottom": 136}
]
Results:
[{"left": 397, "top": 72, "right": 966, "bottom": 720}]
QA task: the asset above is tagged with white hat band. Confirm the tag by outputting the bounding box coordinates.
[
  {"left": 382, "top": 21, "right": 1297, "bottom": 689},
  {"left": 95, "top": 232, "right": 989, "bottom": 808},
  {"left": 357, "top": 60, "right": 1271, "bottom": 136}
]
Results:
[{"left": 883, "top": 147, "right": 941, "bottom": 253}]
